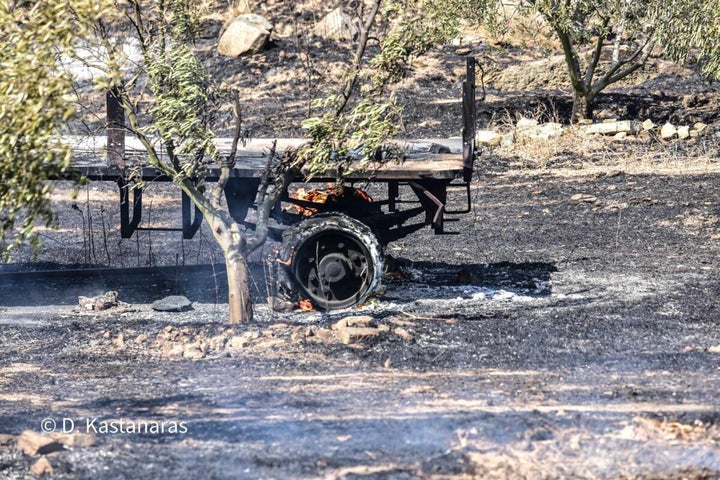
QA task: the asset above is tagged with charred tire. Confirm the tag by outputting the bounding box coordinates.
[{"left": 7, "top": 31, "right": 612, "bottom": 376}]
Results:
[{"left": 278, "top": 213, "right": 383, "bottom": 310}]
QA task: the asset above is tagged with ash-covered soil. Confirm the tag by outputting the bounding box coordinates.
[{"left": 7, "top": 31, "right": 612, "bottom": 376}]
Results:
[
  {"left": 3, "top": 156, "right": 720, "bottom": 478},
  {"left": 4, "top": 2, "right": 720, "bottom": 477}
]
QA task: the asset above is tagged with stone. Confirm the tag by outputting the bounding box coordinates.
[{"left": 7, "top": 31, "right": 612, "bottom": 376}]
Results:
[
  {"left": 393, "top": 327, "right": 413, "bottom": 342},
  {"left": 313, "top": 7, "right": 358, "bottom": 41},
  {"left": 112, "top": 333, "right": 125, "bottom": 348},
  {"left": 226, "top": 331, "right": 260, "bottom": 349},
  {"left": 30, "top": 456, "right": 54, "bottom": 476},
  {"left": 337, "top": 327, "right": 381, "bottom": 345},
  {"left": 429, "top": 143, "right": 451, "bottom": 154},
  {"left": 694, "top": 122, "right": 708, "bottom": 135},
  {"left": 677, "top": 125, "right": 690, "bottom": 140},
  {"left": 267, "top": 296, "right": 295, "bottom": 312},
  {"left": 521, "top": 122, "right": 564, "bottom": 140},
  {"left": 571, "top": 193, "right": 598, "bottom": 204},
  {"left": 312, "top": 328, "right": 335, "bottom": 342},
  {"left": 516, "top": 117, "right": 539, "bottom": 129},
  {"left": 78, "top": 291, "right": 118, "bottom": 311},
  {"left": 583, "top": 121, "right": 637, "bottom": 136},
  {"left": 660, "top": 122, "right": 677, "bottom": 140},
  {"left": 501, "top": 132, "right": 515, "bottom": 148},
  {"left": 642, "top": 119, "right": 656, "bottom": 131},
  {"left": 218, "top": 14, "right": 272, "bottom": 57},
  {"left": 614, "top": 132, "right": 627, "bottom": 140},
  {"left": 183, "top": 344, "right": 205, "bottom": 360},
  {"left": 152, "top": 295, "right": 192, "bottom": 312},
  {"left": 54, "top": 432, "right": 95, "bottom": 448},
  {"left": 475, "top": 130, "right": 502, "bottom": 147},
  {"left": 332, "top": 315, "right": 374, "bottom": 330},
  {"left": 17, "top": 431, "right": 64, "bottom": 456},
  {"left": 708, "top": 345, "right": 720, "bottom": 354}
]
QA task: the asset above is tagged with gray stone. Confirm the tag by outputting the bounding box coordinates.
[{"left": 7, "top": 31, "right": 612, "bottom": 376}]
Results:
[
  {"left": 660, "top": 122, "right": 677, "bottom": 140},
  {"left": 677, "top": 125, "right": 690, "bottom": 140},
  {"left": 475, "top": 130, "right": 502, "bottom": 147},
  {"left": 313, "top": 7, "right": 359, "bottom": 41},
  {"left": 218, "top": 14, "right": 272, "bottom": 57},
  {"left": 152, "top": 295, "right": 193, "bottom": 312}
]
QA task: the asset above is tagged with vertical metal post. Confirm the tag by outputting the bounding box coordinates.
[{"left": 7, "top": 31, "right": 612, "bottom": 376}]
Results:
[
  {"left": 462, "top": 57, "right": 476, "bottom": 182},
  {"left": 107, "top": 86, "right": 125, "bottom": 169}
]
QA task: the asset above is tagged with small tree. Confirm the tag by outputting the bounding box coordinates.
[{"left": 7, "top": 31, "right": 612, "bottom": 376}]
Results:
[{"left": 514, "top": 0, "right": 685, "bottom": 122}]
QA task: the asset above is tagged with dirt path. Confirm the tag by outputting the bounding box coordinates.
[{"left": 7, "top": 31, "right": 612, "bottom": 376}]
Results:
[{"left": 2, "top": 162, "right": 720, "bottom": 478}]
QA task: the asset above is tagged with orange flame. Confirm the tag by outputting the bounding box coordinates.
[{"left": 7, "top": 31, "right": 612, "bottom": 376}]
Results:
[{"left": 297, "top": 299, "right": 315, "bottom": 312}]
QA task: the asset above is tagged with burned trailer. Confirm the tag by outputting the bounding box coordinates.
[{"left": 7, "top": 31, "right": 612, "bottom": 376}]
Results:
[{"left": 73, "top": 58, "right": 478, "bottom": 311}]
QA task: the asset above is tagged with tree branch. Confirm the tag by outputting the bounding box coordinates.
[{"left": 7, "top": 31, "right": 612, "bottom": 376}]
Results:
[{"left": 336, "top": 0, "right": 382, "bottom": 116}]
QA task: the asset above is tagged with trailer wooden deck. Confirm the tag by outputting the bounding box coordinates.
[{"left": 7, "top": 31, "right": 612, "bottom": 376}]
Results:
[{"left": 65, "top": 136, "right": 468, "bottom": 182}]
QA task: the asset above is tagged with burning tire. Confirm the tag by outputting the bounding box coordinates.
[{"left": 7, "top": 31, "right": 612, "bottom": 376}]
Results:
[{"left": 277, "top": 213, "right": 383, "bottom": 310}]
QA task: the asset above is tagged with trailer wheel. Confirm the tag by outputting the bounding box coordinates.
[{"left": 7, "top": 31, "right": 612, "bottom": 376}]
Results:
[{"left": 279, "top": 213, "right": 383, "bottom": 310}]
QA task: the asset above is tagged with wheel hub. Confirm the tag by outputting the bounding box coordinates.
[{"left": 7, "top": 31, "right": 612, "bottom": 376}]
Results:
[{"left": 318, "top": 253, "right": 349, "bottom": 283}]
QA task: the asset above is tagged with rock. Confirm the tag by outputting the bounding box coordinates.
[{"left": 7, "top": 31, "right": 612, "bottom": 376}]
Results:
[
  {"left": 708, "top": 345, "right": 720, "bottom": 354},
  {"left": 501, "top": 132, "right": 515, "bottom": 148},
  {"left": 393, "top": 327, "right": 413, "bottom": 342},
  {"left": 134, "top": 334, "right": 148, "bottom": 344},
  {"left": 614, "top": 132, "right": 627, "bottom": 140},
  {"left": 583, "top": 121, "right": 637, "bottom": 136},
  {"left": 17, "top": 431, "right": 64, "bottom": 456},
  {"left": 660, "top": 122, "right": 677, "bottom": 140},
  {"left": 268, "top": 296, "right": 295, "bottom": 312},
  {"left": 429, "top": 143, "right": 451, "bottom": 154},
  {"left": 312, "top": 328, "right": 335, "bottom": 343},
  {"left": 642, "top": 119, "right": 656, "bottom": 131},
  {"left": 678, "top": 125, "right": 690, "bottom": 140},
  {"left": 571, "top": 193, "right": 598, "bottom": 204},
  {"left": 218, "top": 14, "right": 272, "bottom": 57},
  {"left": 226, "top": 331, "right": 260, "bottom": 349},
  {"left": 694, "top": 122, "right": 708, "bottom": 135},
  {"left": 152, "top": 295, "right": 192, "bottom": 312},
  {"left": 516, "top": 117, "right": 539, "bottom": 130},
  {"left": 332, "top": 315, "right": 374, "bottom": 330},
  {"left": 520, "top": 122, "right": 564, "bottom": 140},
  {"left": 30, "top": 456, "right": 53, "bottom": 476},
  {"left": 313, "top": 7, "right": 358, "bottom": 41},
  {"left": 78, "top": 291, "right": 118, "bottom": 311},
  {"left": 54, "top": 432, "right": 95, "bottom": 448},
  {"left": 183, "top": 344, "right": 205, "bottom": 360},
  {"left": 112, "top": 333, "right": 125, "bottom": 349},
  {"left": 162, "top": 342, "right": 185, "bottom": 358},
  {"left": 454, "top": 47, "right": 472, "bottom": 56},
  {"left": 475, "top": 130, "right": 502, "bottom": 147},
  {"left": 337, "top": 327, "right": 381, "bottom": 345}
]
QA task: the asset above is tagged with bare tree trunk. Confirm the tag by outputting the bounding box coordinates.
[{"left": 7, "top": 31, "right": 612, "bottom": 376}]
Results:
[
  {"left": 224, "top": 239, "right": 253, "bottom": 324},
  {"left": 571, "top": 90, "right": 595, "bottom": 123}
]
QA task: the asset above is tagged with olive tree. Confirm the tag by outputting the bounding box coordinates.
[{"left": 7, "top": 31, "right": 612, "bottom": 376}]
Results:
[
  {"left": 656, "top": 0, "right": 720, "bottom": 81},
  {"left": 513, "top": 0, "right": 686, "bottom": 122},
  {"left": 0, "top": 1, "right": 105, "bottom": 254}
]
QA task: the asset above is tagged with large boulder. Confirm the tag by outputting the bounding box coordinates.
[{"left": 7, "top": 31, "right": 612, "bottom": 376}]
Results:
[
  {"left": 313, "top": 7, "right": 359, "bottom": 41},
  {"left": 217, "top": 14, "right": 273, "bottom": 57}
]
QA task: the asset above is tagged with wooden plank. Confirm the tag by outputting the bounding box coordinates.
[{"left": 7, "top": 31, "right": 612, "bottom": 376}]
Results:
[{"left": 65, "top": 136, "right": 465, "bottom": 182}]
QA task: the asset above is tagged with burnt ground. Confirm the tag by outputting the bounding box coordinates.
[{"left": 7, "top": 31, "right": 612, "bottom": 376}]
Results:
[
  {"left": 2, "top": 152, "right": 720, "bottom": 478},
  {"left": 4, "top": 2, "right": 720, "bottom": 476}
]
